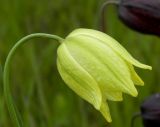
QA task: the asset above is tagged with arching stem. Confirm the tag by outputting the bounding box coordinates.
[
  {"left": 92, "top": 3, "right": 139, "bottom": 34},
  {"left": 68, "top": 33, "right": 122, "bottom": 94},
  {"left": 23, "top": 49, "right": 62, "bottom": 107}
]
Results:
[
  {"left": 99, "top": 0, "right": 119, "bottom": 32},
  {"left": 131, "top": 112, "right": 141, "bottom": 127},
  {"left": 3, "top": 33, "right": 64, "bottom": 127}
]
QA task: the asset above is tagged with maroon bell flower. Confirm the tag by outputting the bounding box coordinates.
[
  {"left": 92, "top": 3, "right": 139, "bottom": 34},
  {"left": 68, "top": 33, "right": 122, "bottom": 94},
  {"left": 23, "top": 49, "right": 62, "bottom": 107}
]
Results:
[
  {"left": 118, "top": 0, "right": 160, "bottom": 36},
  {"left": 140, "top": 93, "right": 160, "bottom": 127},
  {"left": 100, "top": 0, "right": 160, "bottom": 36},
  {"left": 131, "top": 93, "right": 160, "bottom": 127}
]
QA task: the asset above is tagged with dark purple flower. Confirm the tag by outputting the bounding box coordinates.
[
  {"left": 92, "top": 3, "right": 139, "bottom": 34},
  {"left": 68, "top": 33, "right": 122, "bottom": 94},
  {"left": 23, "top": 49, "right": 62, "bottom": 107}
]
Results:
[
  {"left": 140, "top": 93, "right": 160, "bottom": 127},
  {"left": 118, "top": 0, "right": 160, "bottom": 36}
]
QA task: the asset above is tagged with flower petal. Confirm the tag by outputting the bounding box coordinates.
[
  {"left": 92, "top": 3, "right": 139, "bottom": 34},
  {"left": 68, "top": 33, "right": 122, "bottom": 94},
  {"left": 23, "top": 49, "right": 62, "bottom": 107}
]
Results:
[
  {"left": 67, "top": 28, "right": 152, "bottom": 70},
  {"left": 102, "top": 90, "right": 123, "bottom": 101},
  {"left": 100, "top": 100, "right": 112, "bottom": 122},
  {"left": 127, "top": 63, "right": 144, "bottom": 86},
  {"left": 65, "top": 35, "right": 138, "bottom": 97},
  {"left": 57, "top": 43, "right": 102, "bottom": 109}
]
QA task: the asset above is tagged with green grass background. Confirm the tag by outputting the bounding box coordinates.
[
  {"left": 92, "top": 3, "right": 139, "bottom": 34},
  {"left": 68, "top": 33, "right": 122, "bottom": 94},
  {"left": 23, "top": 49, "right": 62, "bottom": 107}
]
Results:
[{"left": 0, "top": 0, "right": 160, "bottom": 127}]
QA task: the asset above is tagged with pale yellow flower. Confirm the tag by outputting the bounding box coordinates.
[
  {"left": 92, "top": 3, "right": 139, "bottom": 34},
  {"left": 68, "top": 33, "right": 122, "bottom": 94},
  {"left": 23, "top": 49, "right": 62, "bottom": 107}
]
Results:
[{"left": 57, "top": 28, "right": 152, "bottom": 122}]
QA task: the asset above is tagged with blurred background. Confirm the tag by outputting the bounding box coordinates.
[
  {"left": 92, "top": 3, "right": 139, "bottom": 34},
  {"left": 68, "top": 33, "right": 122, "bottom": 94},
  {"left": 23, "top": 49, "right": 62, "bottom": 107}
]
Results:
[{"left": 0, "top": 0, "right": 160, "bottom": 127}]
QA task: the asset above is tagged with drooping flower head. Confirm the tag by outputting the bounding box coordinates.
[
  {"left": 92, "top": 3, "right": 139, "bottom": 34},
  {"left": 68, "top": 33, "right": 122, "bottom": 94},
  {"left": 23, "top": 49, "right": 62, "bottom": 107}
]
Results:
[
  {"left": 119, "top": 0, "right": 160, "bottom": 36},
  {"left": 57, "top": 28, "right": 152, "bottom": 122}
]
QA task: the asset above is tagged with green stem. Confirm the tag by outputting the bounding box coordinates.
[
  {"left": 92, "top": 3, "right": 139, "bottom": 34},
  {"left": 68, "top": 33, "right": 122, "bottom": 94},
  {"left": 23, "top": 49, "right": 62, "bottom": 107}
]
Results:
[
  {"left": 3, "top": 33, "right": 64, "bottom": 127},
  {"left": 99, "top": 0, "right": 119, "bottom": 32}
]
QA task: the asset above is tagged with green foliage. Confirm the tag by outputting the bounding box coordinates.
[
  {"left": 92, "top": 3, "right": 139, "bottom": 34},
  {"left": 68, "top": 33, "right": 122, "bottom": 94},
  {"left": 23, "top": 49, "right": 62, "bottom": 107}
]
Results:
[{"left": 0, "top": 0, "right": 160, "bottom": 127}]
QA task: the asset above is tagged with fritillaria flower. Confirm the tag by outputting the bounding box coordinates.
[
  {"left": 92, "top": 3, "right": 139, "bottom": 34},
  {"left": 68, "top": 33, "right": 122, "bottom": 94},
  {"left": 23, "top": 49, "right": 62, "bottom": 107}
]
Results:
[
  {"left": 100, "top": 0, "right": 160, "bottom": 36},
  {"left": 57, "top": 28, "right": 152, "bottom": 122},
  {"left": 119, "top": 0, "right": 160, "bottom": 36},
  {"left": 140, "top": 93, "right": 160, "bottom": 127}
]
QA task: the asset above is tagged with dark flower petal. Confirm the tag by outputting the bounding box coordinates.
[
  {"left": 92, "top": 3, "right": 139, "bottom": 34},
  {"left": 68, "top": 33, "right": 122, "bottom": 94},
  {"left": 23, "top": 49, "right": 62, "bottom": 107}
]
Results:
[
  {"left": 140, "top": 93, "right": 160, "bottom": 126},
  {"left": 141, "top": 93, "right": 160, "bottom": 120},
  {"left": 118, "top": 0, "right": 160, "bottom": 36}
]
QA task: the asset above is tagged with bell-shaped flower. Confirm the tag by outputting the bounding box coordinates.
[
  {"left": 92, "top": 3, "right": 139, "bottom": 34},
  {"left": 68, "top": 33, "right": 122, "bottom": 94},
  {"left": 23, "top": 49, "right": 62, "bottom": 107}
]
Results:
[
  {"left": 57, "top": 28, "right": 152, "bottom": 122},
  {"left": 118, "top": 0, "right": 160, "bottom": 36}
]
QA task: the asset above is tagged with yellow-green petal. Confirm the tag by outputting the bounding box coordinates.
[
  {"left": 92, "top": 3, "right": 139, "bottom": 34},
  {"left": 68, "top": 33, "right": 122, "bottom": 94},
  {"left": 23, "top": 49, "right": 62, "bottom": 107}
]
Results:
[
  {"left": 103, "top": 90, "right": 123, "bottom": 101},
  {"left": 100, "top": 100, "right": 112, "bottom": 122},
  {"left": 127, "top": 63, "right": 144, "bottom": 86},
  {"left": 57, "top": 43, "right": 102, "bottom": 109},
  {"left": 67, "top": 28, "right": 152, "bottom": 70},
  {"left": 65, "top": 36, "right": 138, "bottom": 97}
]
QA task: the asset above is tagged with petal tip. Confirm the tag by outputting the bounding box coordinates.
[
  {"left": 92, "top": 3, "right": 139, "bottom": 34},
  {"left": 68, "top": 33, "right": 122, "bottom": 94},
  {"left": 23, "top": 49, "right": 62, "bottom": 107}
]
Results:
[
  {"left": 138, "top": 64, "right": 152, "bottom": 70},
  {"left": 135, "top": 79, "right": 144, "bottom": 86},
  {"left": 142, "top": 65, "right": 152, "bottom": 70},
  {"left": 127, "top": 86, "right": 138, "bottom": 97},
  {"left": 140, "top": 81, "right": 144, "bottom": 86},
  {"left": 131, "top": 90, "right": 138, "bottom": 97},
  {"left": 148, "top": 66, "right": 152, "bottom": 70},
  {"left": 107, "top": 118, "right": 112, "bottom": 123}
]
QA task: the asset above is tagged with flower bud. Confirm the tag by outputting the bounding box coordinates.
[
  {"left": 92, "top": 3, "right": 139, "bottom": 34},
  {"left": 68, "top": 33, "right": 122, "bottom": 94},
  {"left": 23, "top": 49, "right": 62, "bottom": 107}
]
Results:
[
  {"left": 57, "top": 28, "right": 152, "bottom": 122},
  {"left": 118, "top": 0, "right": 160, "bottom": 36},
  {"left": 141, "top": 93, "right": 160, "bottom": 126}
]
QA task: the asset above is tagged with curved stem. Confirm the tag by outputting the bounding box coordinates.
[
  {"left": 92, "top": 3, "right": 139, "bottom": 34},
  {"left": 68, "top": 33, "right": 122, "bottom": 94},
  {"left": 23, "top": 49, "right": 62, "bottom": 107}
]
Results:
[
  {"left": 99, "top": 0, "right": 119, "bottom": 32},
  {"left": 3, "top": 33, "right": 64, "bottom": 127},
  {"left": 131, "top": 112, "right": 141, "bottom": 127}
]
